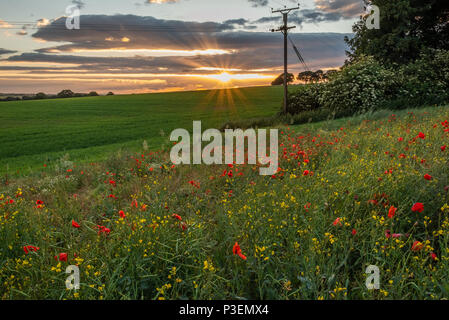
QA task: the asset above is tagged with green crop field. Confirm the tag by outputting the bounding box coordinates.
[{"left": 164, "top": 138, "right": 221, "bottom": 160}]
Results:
[{"left": 0, "top": 86, "right": 284, "bottom": 175}]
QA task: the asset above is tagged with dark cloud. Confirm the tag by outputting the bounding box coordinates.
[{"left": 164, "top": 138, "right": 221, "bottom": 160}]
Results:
[
  {"left": 25, "top": 14, "right": 351, "bottom": 72},
  {"left": 9, "top": 30, "right": 349, "bottom": 74},
  {"left": 255, "top": 7, "right": 357, "bottom": 26},
  {"left": 253, "top": 0, "right": 364, "bottom": 25},
  {"left": 31, "top": 14, "right": 350, "bottom": 55},
  {"left": 32, "top": 15, "right": 239, "bottom": 52},
  {"left": 0, "top": 48, "right": 17, "bottom": 56},
  {"left": 290, "top": 9, "right": 347, "bottom": 25},
  {"left": 314, "top": 0, "right": 364, "bottom": 18},
  {"left": 72, "top": 0, "right": 86, "bottom": 9},
  {"left": 248, "top": 0, "right": 269, "bottom": 7},
  {"left": 248, "top": 0, "right": 298, "bottom": 7},
  {"left": 223, "top": 19, "right": 249, "bottom": 26},
  {"left": 255, "top": 16, "right": 282, "bottom": 24}
]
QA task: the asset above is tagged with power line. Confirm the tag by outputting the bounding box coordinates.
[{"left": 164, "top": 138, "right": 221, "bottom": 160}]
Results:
[
  {"left": 270, "top": 3, "right": 300, "bottom": 114},
  {"left": 288, "top": 35, "right": 309, "bottom": 72}
]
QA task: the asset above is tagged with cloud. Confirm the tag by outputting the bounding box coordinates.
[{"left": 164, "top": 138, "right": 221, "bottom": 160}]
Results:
[
  {"left": 9, "top": 30, "right": 349, "bottom": 73},
  {"left": 72, "top": 0, "right": 86, "bottom": 9},
  {"left": 290, "top": 9, "right": 347, "bottom": 25},
  {"left": 223, "top": 19, "right": 249, "bottom": 26},
  {"left": 248, "top": 0, "right": 297, "bottom": 7},
  {"left": 254, "top": 0, "right": 364, "bottom": 25},
  {"left": 314, "top": 0, "right": 364, "bottom": 18},
  {"left": 0, "top": 20, "right": 12, "bottom": 28},
  {"left": 145, "top": 0, "right": 180, "bottom": 4},
  {"left": 17, "top": 28, "right": 28, "bottom": 36},
  {"left": 3, "top": 14, "right": 351, "bottom": 93},
  {"left": 248, "top": 0, "right": 269, "bottom": 7},
  {"left": 32, "top": 15, "right": 238, "bottom": 52},
  {"left": 26, "top": 15, "right": 350, "bottom": 71},
  {"left": 255, "top": 7, "right": 358, "bottom": 26},
  {"left": 0, "top": 48, "right": 17, "bottom": 56}
]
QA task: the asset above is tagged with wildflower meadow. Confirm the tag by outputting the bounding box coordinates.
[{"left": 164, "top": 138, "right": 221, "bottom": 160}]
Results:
[{"left": 1, "top": 105, "right": 448, "bottom": 300}]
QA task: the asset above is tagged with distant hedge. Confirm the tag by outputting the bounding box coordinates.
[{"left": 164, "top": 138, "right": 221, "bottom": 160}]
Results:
[{"left": 0, "top": 90, "right": 115, "bottom": 102}]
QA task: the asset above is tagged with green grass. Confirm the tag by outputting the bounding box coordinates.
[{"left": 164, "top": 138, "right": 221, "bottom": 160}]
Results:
[{"left": 0, "top": 86, "right": 283, "bottom": 175}]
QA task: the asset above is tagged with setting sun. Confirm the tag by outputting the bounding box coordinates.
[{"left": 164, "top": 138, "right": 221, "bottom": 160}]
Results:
[
  {"left": 214, "top": 72, "right": 233, "bottom": 83},
  {"left": 203, "top": 72, "right": 274, "bottom": 84}
]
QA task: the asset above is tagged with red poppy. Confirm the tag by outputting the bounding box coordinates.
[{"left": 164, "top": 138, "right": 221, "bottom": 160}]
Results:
[
  {"left": 430, "top": 252, "right": 438, "bottom": 261},
  {"left": 424, "top": 174, "right": 432, "bottom": 181},
  {"left": 385, "top": 230, "right": 404, "bottom": 239},
  {"left": 72, "top": 220, "right": 81, "bottom": 228},
  {"left": 388, "top": 206, "right": 397, "bottom": 219},
  {"left": 23, "top": 246, "right": 40, "bottom": 254},
  {"left": 119, "top": 210, "right": 126, "bottom": 218},
  {"left": 411, "top": 241, "right": 424, "bottom": 251},
  {"left": 303, "top": 170, "right": 310, "bottom": 176},
  {"left": 59, "top": 253, "right": 68, "bottom": 262},
  {"left": 351, "top": 229, "right": 357, "bottom": 236},
  {"left": 333, "top": 217, "right": 342, "bottom": 226},
  {"left": 172, "top": 214, "right": 182, "bottom": 221},
  {"left": 36, "top": 200, "right": 44, "bottom": 205},
  {"left": 232, "top": 242, "right": 247, "bottom": 260},
  {"left": 441, "top": 145, "right": 447, "bottom": 152},
  {"left": 97, "top": 225, "right": 111, "bottom": 235},
  {"left": 411, "top": 202, "right": 424, "bottom": 213},
  {"left": 418, "top": 132, "right": 425, "bottom": 139}
]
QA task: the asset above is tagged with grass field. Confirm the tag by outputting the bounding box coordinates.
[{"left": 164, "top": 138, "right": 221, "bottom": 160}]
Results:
[
  {"left": 0, "top": 102, "right": 448, "bottom": 300},
  {"left": 0, "top": 86, "right": 283, "bottom": 175}
]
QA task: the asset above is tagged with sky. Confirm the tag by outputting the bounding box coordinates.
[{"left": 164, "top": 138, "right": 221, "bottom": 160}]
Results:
[{"left": 0, "top": 0, "right": 365, "bottom": 94}]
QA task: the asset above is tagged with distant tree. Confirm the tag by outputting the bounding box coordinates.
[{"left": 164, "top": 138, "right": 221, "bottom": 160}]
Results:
[
  {"left": 57, "top": 89, "right": 74, "bottom": 98},
  {"left": 271, "top": 73, "right": 294, "bottom": 86},
  {"left": 298, "top": 71, "right": 325, "bottom": 84},
  {"left": 323, "top": 70, "right": 339, "bottom": 81},
  {"left": 88, "top": 91, "right": 99, "bottom": 96},
  {"left": 35, "top": 92, "right": 47, "bottom": 99},
  {"left": 106, "top": 92, "right": 114, "bottom": 96},
  {"left": 313, "top": 70, "right": 324, "bottom": 83},
  {"left": 297, "top": 71, "right": 315, "bottom": 84},
  {"left": 6, "top": 96, "right": 20, "bottom": 101},
  {"left": 22, "top": 96, "right": 33, "bottom": 100}
]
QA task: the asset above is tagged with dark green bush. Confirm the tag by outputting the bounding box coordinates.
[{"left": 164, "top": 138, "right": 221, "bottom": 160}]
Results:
[
  {"left": 287, "top": 83, "right": 324, "bottom": 115},
  {"left": 392, "top": 49, "right": 449, "bottom": 107}
]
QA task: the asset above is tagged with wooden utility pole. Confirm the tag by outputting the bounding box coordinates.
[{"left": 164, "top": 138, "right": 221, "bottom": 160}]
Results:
[{"left": 271, "top": 5, "right": 300, "bottom": 114}]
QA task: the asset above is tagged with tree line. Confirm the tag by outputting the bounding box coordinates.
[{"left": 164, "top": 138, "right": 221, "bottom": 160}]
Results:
[
  {"left": 271, "top": 69, "right": 338, "bottom": 86},
  {"left": 0, "top": 89, "right": 115, "bottom": 102}
]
